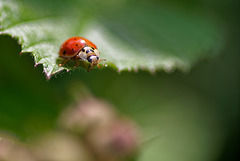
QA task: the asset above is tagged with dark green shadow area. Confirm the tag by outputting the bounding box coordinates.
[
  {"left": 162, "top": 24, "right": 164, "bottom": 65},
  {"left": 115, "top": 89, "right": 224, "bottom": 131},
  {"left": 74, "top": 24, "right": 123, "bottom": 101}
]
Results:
[{"left": 0, "top": 35, "right": 61, "bottom": 139}]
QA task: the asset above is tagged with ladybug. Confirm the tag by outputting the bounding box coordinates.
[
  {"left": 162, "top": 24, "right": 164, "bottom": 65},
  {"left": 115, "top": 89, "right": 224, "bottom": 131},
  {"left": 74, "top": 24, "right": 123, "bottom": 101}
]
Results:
[{"left": 58, "top": 36, "right": 105, "bottom": 71}]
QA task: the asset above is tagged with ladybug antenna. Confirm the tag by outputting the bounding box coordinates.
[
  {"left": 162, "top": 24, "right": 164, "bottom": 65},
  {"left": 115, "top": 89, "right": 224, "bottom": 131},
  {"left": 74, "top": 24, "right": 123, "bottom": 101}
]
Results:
[{"left": 98, "top": 58, "right": 106, "bottom": 62}]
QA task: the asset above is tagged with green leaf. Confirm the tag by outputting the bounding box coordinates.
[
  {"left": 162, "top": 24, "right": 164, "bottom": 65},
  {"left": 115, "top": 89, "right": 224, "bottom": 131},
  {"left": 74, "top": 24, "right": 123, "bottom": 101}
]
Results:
[{"left": 0, "top": 0, "right": 223, "bottom": 78}]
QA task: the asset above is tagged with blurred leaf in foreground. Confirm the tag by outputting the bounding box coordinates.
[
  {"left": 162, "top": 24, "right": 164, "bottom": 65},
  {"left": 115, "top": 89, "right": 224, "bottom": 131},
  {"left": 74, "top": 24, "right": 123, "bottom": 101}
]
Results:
[{"left": 0, "top": 0, "right": 224, "bottom": 78}]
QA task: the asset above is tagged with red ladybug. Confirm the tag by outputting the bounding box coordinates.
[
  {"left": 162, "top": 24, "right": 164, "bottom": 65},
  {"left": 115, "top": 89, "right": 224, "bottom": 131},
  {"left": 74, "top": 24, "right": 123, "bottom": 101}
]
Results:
[{"left": 58, "top": 36, "right": 105, "bottom": 70}]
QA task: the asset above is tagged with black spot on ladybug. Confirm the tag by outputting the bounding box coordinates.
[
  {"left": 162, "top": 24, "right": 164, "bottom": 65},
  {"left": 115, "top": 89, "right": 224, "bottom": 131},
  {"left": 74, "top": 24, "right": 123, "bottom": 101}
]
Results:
[
  {"left": 63, "top": 50, "right": 66, "bottom": 55},
  {"left": 65, "top": 42, "right": 68, "bottom": 45},
  {"left": 72, "top": 48, "right": 74, "bottom": 51},
  {"left": 74, "top": 38, "right": 77, "bottom": 40},
  {"left": 76, "top": 44, "right": 78, "bottom": 46}
]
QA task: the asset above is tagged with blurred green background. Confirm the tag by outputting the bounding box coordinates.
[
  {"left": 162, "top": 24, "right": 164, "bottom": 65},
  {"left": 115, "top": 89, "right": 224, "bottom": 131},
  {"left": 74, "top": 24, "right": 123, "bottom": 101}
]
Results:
[{"left": 0, "top": 0, "right": 239, "bottom": 161}]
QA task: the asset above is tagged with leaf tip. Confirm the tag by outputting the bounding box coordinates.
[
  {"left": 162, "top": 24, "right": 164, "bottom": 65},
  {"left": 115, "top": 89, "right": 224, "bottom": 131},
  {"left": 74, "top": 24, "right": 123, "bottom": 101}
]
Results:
[
  {"left": 46, "top": 75, "right": 51, "bottom": 80},
  {"left": 34, "top": 63, "right": 40, "bottom": 67}
]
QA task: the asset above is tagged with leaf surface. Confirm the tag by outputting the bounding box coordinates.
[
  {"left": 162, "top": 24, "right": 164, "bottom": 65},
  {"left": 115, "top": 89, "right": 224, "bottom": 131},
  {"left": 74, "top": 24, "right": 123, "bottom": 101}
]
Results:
[{"left": 0, "top": 0, "right": 223, "bottom": 78}]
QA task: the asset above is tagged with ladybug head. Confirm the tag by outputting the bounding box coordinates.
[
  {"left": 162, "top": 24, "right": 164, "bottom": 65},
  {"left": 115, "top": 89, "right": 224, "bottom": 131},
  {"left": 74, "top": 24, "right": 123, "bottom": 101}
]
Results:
[
  {"left": 88, "top": 55, "right": 99, "bottom": 66},
  {"left": 78, "top": 46, "right": 106, "bottom": 70}
]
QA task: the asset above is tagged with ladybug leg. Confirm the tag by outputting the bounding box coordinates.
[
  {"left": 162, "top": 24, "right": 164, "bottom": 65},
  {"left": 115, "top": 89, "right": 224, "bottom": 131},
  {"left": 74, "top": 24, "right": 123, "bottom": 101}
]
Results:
[
  {"left": 74, "top": 57, "right": 79, "bottom": 69},
  {"left": 96, "top": 59, "right": 106, "bottom": 69},
  {"left": 88, "top": 63, "right": 93, "bottom": 72},
  {"left": 58, "top": 58, "right": 70, "bottom": 67}
]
